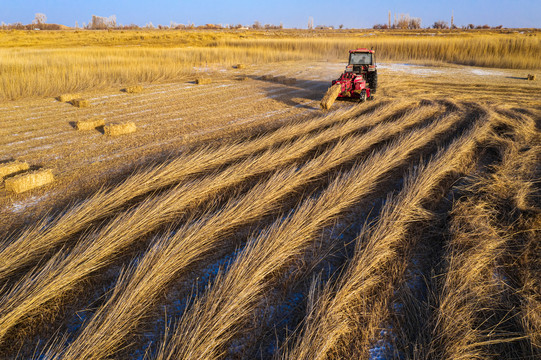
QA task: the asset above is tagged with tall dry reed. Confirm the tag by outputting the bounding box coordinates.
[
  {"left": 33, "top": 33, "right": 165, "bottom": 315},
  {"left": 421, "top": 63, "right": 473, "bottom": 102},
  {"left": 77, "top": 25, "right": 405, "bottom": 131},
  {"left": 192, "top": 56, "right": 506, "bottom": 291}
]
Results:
[
  {"left": 46, "top": 103, "right": 446, "bottom": 359},
  {"left": 0, "top": 102, "right": 431, "bottom": 344},
  {"left": 283, "top": 110, "right": 491, "bottom": 360},
  {"left": 0, "top": 101, "right": 400, "bottom": 282}
]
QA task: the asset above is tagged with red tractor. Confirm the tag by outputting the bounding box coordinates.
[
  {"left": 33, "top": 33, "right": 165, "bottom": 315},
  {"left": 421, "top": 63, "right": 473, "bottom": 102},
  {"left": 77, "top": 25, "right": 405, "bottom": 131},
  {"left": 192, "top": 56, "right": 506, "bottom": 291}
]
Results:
[
  {"left": 321, "top": 49, "right": 377, "bottom": 109},
  {"left": 334, "top": 48, "right": 377, "bottom": 101}
]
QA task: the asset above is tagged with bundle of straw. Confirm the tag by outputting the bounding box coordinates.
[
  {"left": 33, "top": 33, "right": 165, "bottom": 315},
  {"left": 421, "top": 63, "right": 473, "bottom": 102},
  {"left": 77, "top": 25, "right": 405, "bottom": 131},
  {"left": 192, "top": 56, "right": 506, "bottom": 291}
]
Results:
[
  {"left": 58, "top": 93, "right": 81, "bottom": 102},
  {"left": 123, "top": 85, "right": 143, "bottom": 93},
  {"left": 0, "top": 161, "right": 29, "bottom": 180},
  {"left": 104, "top": 122, "right": 137, "bottom": 136},
  {"left": 195, "top": 78, "right": 212, "bottom": 85},
  {"left": 4, "top": 169, "right": 54, "bottom": 193},
  {"left": 76, "top": 118, "right": 105, "bottom": 131},
  {"left": 320, "top": 84, "right": 342, "bottom": 110},
  {"left": 70, "top": 99, "right": 90, "bottom": 108}
]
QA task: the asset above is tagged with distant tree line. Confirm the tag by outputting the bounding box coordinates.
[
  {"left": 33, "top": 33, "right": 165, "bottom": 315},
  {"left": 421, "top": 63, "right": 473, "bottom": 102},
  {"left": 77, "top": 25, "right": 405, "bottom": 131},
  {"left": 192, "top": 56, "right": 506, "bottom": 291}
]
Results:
[
  {"left": 373, "top": 14, "right": 504, "bottom": 30},
  {"left": 0, "top": 12, "right": 506, "bottom": 31}
]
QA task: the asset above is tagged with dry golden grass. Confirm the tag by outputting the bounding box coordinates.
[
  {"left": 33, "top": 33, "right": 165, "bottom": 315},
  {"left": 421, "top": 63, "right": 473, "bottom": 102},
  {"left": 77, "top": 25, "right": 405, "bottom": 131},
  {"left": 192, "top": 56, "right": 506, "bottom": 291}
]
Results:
[
  {"left": 155, "top": 104, "right": 476, "bottom": 360},
  {"left": 0, "top": 29, "right": 539, "bottom": 100},
  {"left": 0, "top": 101, "right": 424, "bottom": 344},
  {"left": 0, "top": 38, "right": 539, "bottom": 359},
  {"left": 0, "top": 102, "right": 396, "bottom": 283},
  {"left": 280, "top": 106, "right": 491, "bottom": 360},
  {"left": 42, "top": 103, "right": 445, "bottom": 359}
]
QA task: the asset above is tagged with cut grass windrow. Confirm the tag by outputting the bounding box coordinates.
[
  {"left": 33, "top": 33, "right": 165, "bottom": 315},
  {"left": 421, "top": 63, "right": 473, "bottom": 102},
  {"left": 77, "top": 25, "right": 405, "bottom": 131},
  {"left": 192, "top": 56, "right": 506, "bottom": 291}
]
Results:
[
  {"left": 0, "top": 102, "right": 434, "bottom": 344},
  {"left": 282, "top": 111, "right": 491, "bottom": 360},
  {"left": 0, "top": 100, "right": 403, "bottom": 283},
  {"left": 54, "top": 103, "right": 461, "bottom": 360},
  {"left": 428, "top": 142, "right": 540, "bottom": 360}
]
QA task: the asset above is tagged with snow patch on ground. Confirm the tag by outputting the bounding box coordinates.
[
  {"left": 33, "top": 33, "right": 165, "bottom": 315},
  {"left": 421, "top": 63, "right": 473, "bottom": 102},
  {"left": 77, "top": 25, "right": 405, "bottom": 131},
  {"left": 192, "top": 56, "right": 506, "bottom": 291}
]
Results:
[
  {"left": 11, "top": 194, "right": 50, "bottom": 213},
  {"left": 470, "top": 68, "right": 505, "bottom": 76}
]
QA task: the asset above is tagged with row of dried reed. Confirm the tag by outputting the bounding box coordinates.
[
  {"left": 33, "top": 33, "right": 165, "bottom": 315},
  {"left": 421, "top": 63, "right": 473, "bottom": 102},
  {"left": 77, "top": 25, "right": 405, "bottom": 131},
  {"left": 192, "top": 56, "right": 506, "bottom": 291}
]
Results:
[
  {"left": 41, "top": 102, "right": 444, "bottom": 359},
  {"left": 281, "top": 108, "right": 491, "bottom": 360},
  {"left": 0, "top": 101, "right": 424, "bottom": 344},
  {"left": 0, "top": 101, "right": 396, "bottom": 282}
]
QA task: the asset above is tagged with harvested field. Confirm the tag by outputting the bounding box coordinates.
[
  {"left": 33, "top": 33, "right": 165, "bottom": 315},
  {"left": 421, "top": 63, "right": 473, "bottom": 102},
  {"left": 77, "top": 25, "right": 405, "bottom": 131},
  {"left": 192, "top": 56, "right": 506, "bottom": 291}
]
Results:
[{"left": 0, "top": 55, "right": 539, "bottom": 360}]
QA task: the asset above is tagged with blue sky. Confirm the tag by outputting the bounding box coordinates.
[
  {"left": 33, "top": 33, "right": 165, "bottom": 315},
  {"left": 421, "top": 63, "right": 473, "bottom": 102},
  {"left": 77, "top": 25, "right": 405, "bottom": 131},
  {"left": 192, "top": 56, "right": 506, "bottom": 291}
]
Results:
[{"left": 1, "top": 0, "right": 539, "bottom": 28}]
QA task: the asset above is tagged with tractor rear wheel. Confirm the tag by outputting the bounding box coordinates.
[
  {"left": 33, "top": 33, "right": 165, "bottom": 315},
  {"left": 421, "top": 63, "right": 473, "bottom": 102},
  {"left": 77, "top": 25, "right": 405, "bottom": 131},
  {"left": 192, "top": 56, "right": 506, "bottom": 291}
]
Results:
[{"left": 368, "top": 71, "right": 378, "bottom": 94}]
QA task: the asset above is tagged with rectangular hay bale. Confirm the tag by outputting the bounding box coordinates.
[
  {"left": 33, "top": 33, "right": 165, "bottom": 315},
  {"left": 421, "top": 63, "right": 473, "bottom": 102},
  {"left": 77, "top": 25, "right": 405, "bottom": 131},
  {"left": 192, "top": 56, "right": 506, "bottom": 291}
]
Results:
[
  {"left": 76, "top": 118, "right": 105, "bottom": 131},
  {"left": 235, "top": 64, "right": 245, "bottom": 69},
  {"left": 58, "top": 93, "right": 81, "bottom": 102},
  {"left": 320, "top": 84, "right": 342, "bottom": 110},
  {"left": 124, "top": 85, "right": 143, "bottom": 93},
  {"left": 70, "top": 99, "right": 90, "bottom": 108},
  {"left": 0, "top": 161, "right": 30, "bottom": 180},
  {"left": 104, "top": 121, "right": 137, "bottom": 136},
  {"left": 5, "top": 169, "right": 54, "bottom": 193},
  {"left": 196, "top": 78, "right": 212, "bottom": 85}
]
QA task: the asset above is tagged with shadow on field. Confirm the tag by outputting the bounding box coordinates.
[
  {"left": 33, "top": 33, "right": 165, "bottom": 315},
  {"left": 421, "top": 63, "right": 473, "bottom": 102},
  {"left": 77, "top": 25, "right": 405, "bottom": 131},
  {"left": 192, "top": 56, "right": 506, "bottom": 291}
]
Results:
[
  {"left": 506, "top": 76, "right": 529, "bottom": 80},
  {"left": 248, "top": 75, "right": 330, "bottom": 110}
]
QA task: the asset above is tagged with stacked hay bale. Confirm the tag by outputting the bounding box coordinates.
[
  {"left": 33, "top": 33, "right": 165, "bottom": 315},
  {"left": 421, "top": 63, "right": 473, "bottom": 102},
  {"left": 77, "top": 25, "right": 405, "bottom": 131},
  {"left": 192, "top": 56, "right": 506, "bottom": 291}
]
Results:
[
  {"left": 320, "top": 84, "right": 342, "bottom": 110},
  {"left": 123, "top": 85, "right": 143, "bottom": 93},
  {"left": 4, "top": 169, "right": 54, "bottom": 193},
  {"left": 196, "top": 78, "right": 212, "bottom": 85},
  {"left": 57, "top": 93, "right": 81, "bottom": 102},
  {"left": 0, "top": 161, "right": 29, "bottom": 181},
  {"left": 527, "top": 74, "right": 536, "bottom": 81},
  {"left": 76, "top": 118, "right": 105, "bottom": 131},
  {"left": 70, "top": 99, "right": 90, "bottom": 108},
  {"left": 104, "top": 122, "right": 137, "bottom": 136}
]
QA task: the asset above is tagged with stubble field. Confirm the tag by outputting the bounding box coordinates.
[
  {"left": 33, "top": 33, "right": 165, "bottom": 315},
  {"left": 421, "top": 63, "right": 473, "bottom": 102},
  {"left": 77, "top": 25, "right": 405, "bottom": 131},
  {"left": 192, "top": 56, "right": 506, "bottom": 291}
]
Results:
[{"left": 0, "top": 29, "right": 540, "bottom": 360}]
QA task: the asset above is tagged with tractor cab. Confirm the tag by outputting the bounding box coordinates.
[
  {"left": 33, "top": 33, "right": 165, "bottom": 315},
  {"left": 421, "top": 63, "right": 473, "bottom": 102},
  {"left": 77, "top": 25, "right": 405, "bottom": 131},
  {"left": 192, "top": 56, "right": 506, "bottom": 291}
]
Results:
[{"left": 345, "top": 49, "right": 376, "bottom": 76}]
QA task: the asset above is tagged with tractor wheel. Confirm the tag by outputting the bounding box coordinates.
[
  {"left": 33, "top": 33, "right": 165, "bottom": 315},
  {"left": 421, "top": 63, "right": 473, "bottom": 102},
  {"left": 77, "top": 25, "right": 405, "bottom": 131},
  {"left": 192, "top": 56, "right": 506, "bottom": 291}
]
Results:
[{"left": 368, "top": 71, "right": 378, "bottom": 94}]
